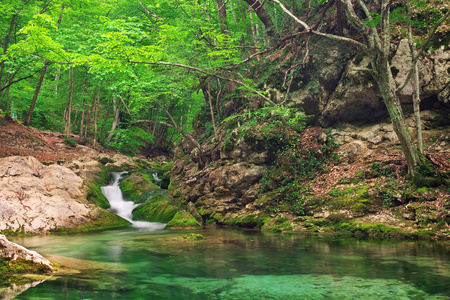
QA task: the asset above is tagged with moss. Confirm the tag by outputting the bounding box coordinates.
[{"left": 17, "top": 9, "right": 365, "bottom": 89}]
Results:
[
  {"left": 333, "top": 222, "right": 401, "bottom": 237},
  {"left": 86, "top": 181, "right": 110, "bottom": 208},
  {"left": 225, "top": 213, "right": 267, "bottom": 228},
  {"left": 166, "top": 211, "right": 202, "bottom": 228},
  {"left": 263, "top": 216, "right": 293, "bottom": 232},
  {"left": 0, "top": 226, "right": 26, "bottom": 236},
  {"left": 120, "top": 172, "right": 160, "bottom": 202},
  {"left": 168, "top": 180, "right": 179, "bottom": 191},
  {"left": 0, "top": 258, "right": 53, "bottom": 274},
  {"left": 176, "top": 233, "right": 205, "bottom": 240},
  {"left": 133, "top": 200, "right": 177, "bottom": 223},
  {"left": 85, "top": 171, "right": 111, "bottom": 208},
  {"left": 327, "top": 185, "right": 374, "bottom": 214},
  {"left": 158, "top": 161, "right": 174, "bottom": 173}
]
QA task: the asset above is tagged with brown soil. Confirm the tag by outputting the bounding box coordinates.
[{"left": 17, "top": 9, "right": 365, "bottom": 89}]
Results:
[{"left": 0, "top": 115, "right": 115, "bottom": 162}]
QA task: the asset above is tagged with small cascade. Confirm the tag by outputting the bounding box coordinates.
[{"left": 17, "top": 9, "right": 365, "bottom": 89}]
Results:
[{"left": 101, "top": 172, "right": 165, "bottom": 230}]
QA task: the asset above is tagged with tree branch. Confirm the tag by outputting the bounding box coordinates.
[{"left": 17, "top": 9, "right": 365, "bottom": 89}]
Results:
[{"left": 133, "top": 119, "right": 205, "bottom": 154}]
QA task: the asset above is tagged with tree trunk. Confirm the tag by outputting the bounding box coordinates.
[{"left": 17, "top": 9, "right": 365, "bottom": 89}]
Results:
[
  {"left": 65, "top": 66, "right": 74, "bottom": 138},
  {"left": 207, "top": 81, "right": 218, "bottom": 139},
  {"left": 106, "top": 97, "right": 120, "bottom": 144},
  {"left": 93, "top": 82, "right": 100, "bottom": 148},
  {"left": 217, "top": 0, "right": 229, "bottom": 33},
  {"left": 24, "top": 62, "right": 49, "bottom": 126},
  {"left": 0, "top": 14, "right": 18, "bottom": 87},
  {"left": 373, "top": 59, "right": 421, "bottom": 176},
  {"left": 242, "top": 0, "right": 276, "bottom": 37}
]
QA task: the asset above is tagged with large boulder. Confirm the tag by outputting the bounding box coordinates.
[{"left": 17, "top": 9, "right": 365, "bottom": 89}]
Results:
[{"left": 0, "top": 156, "right": 128, "bottom": 234}]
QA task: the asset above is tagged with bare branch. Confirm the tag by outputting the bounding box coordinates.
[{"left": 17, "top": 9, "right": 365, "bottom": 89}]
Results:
[
  {"left": 272, "top": 0, "right": 311, "bottom": 31},
  {"left": 127, "top": 60, "right": 277, "bottom": 105},
  {"left": 136, "top": 0, "right": 165, "bottom": 22}
]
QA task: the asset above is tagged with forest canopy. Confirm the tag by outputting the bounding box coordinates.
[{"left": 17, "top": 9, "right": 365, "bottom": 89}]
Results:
[{"left": 0, "top": 0, "right": 449, "bottom": 172}]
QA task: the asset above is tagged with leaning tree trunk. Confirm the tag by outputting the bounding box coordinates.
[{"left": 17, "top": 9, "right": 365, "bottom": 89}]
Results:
[
  {"left": 24, "top": 62, "right": 48, "bottom": 126},
  {"left": 373, "top": 60, "right": 422, "bottom": 176}
]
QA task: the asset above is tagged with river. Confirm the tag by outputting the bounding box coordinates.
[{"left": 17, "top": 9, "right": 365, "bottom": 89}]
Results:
[
  {"left": 6, "top": 172, "right": 450, "bottom": 299},
  {"left": 9, "top": 227, "right": 450, "bottom": 299}
]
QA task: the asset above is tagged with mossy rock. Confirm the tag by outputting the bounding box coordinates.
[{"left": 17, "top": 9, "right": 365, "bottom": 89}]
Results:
[
  {"left": 225, "top": 213, "right": 268, "bottom": 228},
  {"left": 166, "top": 211, "right": 202, "bottom": 228},
  {"left": 86, "top": 172, "right": 112, "bottom": 208},
  {"left": 176, "top": 233, "right": 205, "bottom": 240},
  {"left": 86, "top": 182, "right": 110, "bottom": 208},
  {"left": 333, "top": 222, "right": 401, "bottom": 237},
  {"left": 120, "top": 172, "right": 160, "bottom": 202},
  {"left": 133, "top": 199, "right": 177, "bottom": 223},
  {"left": 327, "top": 185, "right": 375, "bottom": 214},
  {"left": 0, "top": 258, "right": 53, "bottom": 274},
  {"left": 262, "top": 216, "right": 293, "bottom": 232}
]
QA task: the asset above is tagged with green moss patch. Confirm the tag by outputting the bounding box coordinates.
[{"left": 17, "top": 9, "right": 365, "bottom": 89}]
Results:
[
  {"left": 225, "top": 213, "right": 268, "bottom": 228},
  {"left": 333, "top": 222, "right": 401, "bottom": 237},
  {"left": 166, "top": 211, "right": 202, "bottom": 228},
  {"left": 120, "top": 172, "right": 160, "bottom": 202},
  {"left": 176, "top": 233, "right": 205, "bottom": 240},
  {"left": 0, "top": 258, "right": 53, "bottom": 274},
  {"left": 133, "top": 198, "right": 177, "bottom": 223}
]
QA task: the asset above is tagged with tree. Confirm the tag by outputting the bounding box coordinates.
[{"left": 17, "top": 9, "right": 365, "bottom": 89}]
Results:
[{"left": 270, "top": 0, "right": 450, "bottom": 176}]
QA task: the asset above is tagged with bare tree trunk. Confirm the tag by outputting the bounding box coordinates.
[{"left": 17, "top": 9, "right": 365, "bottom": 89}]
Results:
[
  {"left": 24, "top": 62, "right": 49, "bottom": 126},
  {"left": 407, "top": 0, "right": 423, "bottom": 154},
  {"left": 65, "top": 66, "right": 74, "bottom": 138},
  {"left": 106, "top": 97, "right": 120, "bottom": 145},
  {"left": 93, "top": 82, "right": 100, "bottom": 148},
  {"left": 79, "top": 100, "right": 85, "bottom": 139},
  {"left": 208, "top": 81, "right": 218, "bottom": 139}
]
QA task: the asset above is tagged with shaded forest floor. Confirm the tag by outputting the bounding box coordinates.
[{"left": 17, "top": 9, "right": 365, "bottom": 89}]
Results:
[{"left": 0, "top": 115, "right": 116, "bottom": 163}]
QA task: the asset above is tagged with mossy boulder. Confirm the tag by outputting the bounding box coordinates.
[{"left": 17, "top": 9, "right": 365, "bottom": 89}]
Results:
[
  {"left": 120, "top": 172, "right": 160, "bottom": 202},
  {"left": 166, "top": 211, "right": 202, "bottom": 228},
  {"left": 132, "top": 194, "right": 177, "bottom": 223},
  {"left": 224, "top": 213, "right": 268, "bottom": 228},
  {"left": 85, "top": 171, "right": 111, "bottom": 208}
]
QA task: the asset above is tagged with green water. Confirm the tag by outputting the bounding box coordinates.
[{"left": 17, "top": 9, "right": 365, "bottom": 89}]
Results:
[{"left": 7, "top": 227, "right": 450, "bottom": 299}]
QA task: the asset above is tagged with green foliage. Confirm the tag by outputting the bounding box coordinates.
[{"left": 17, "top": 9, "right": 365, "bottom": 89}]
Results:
[
  {"left": 109, "top": 126, "right": 154, "bottom": 155},
  {"left": 63, "top": 138, "right": 77, "bottom": 148}
]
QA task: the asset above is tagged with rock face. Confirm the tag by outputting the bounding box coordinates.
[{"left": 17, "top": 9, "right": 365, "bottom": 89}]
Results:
[
  {"left": 288, "top": 39, "right": 450, "bottom": 125},
  {"left": 0, "top": 234, "right": 54, "bottom": 272},
  {"left": 0, "top": 156, "right": 124, "bottom": 234}
]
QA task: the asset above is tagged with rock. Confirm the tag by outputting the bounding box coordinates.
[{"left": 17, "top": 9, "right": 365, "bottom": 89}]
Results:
[
  {"left": 337, "top": 141, "right": 370, "bottom": 164},
  {"left": 0, "top": 235, "right": 54, "bottom": 272},
  {"left": 165, "top": 211, "right": 202, "bottom": 228},
  {"left": 0, "top": 156, "right": 126, "bottom": 234}
]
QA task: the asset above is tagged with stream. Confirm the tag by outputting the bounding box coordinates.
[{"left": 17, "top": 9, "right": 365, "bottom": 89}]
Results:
[{"left": 6, "top": 172, "right": 450, "bottom": 299}]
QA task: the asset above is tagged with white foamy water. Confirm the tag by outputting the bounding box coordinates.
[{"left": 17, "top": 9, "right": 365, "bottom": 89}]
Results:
[{"left": 101, "top": 171, "right": 166, "bottom": 231}]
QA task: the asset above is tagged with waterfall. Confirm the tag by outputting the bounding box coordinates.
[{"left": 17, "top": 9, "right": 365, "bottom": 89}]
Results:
[{"left": 101, "top": 172, "right": 165, "bottom": 230}]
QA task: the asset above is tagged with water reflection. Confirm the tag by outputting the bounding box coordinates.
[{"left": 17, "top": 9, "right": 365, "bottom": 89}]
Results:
[{"left": 8, "top": 229, "right": 450, "bottom": 299}]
